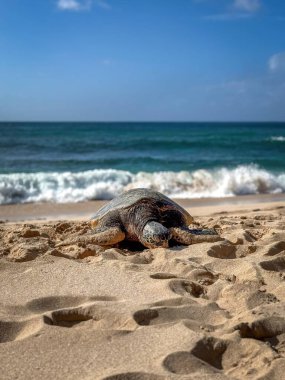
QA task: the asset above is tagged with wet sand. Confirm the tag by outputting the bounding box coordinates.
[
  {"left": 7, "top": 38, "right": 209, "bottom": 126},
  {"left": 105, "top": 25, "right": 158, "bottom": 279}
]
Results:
[{"left": 1, "top": 193, "right": 285, "bottom": 222}]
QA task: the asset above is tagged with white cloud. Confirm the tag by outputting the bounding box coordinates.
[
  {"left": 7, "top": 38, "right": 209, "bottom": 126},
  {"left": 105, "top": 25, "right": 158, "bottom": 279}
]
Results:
[
  {"left": 233, "top": 0, "right": 261, "bottom": 12},
  {"left": 57, "top": 0, "right": 111, "bottom": 12},
  {"left": 57, "top": 0, "right": 91, "bottom": 11},
  {"left": 268, "top": 52, "right": 285, "bottom": 72},
  {"left": 201, "top": 0, "right": 261, "bottom": 22}
]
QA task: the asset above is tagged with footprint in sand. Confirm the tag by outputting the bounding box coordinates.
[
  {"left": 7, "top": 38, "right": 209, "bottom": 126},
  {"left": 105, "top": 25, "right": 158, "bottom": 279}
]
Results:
[
  {"left": 133, "top": 309, "right": 159, "bottom": 326},
  {"left": 263, "top": 241, "right": 285, "bottom": 256},
  {"left": 150, "top": 272, "right": 208, "bottom": 298},
  {"left": 133, "top": 302, "right": 229, "bottom": 329},
  {"left": 260, "top": 257, "right": 285, "bottom": 272},
  {"left": 168, "top": 279, "right": 206, "bottom": 298},
  {"left": 163, "top": 335, "right": 279, "bottom": 378},
  {"left": 26, "top": 295, "right": 117, "bottom": 313},
  {"left": 0, "top": 318, "right": 45, "bottom": 343},
  {"left": 0, "top": 295, "right": 126, "bottom": 342},
  {"left": 246, "top": 291, "right": 279, "bottom": 309},
  {"left": 163, "top": 337, "right": 227, "bottom": 375},
  {"left": 190, "top": 336, "right": 228, "bottom": 369},
  {"left": 150, "top": 273, "right": 178, "bottom": 279},
  {"left": 187, "top": 268, "right": 218, "bottom": 286},
  {"left": 39, "top": 296, "right": 134, "bottom": 330},
  {"left": 207, "top": 242, "right": 237, "bottom": 259},
  {"left": 46, "top": 307, "right": 95, "bottom": 328},
  {"left": 163, "top": 351, "right": 214, "bottom": 375},
  {"left": 235, "top": 316, "right": 285, "bottom": 339},
  {"left": 44, "top": 302, "right": 125, "bottom": 329}
]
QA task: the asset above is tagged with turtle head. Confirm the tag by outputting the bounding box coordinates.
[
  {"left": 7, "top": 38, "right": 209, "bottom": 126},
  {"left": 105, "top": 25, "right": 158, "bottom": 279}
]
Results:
[{"left": 141, "top": 221, "right": 171, "bottom": 249}]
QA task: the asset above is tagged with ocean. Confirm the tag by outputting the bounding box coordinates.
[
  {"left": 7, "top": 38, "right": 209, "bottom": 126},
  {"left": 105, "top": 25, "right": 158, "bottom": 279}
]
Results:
[{"left": 0, "top": 122, "right": 285, "bottom": 204}]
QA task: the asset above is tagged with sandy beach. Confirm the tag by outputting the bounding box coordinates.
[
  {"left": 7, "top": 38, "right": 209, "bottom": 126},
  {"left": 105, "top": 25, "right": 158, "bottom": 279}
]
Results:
[
  {"left": 0, "top": 195, "right": 285, "bottom": 379},
  {"left": 2, "top": 0, "right": 285, "bottom": 377}
]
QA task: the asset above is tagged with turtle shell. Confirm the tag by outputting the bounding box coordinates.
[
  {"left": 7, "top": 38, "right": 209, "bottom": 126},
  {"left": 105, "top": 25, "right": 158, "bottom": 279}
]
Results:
[{"left": 91, "top": 188, "right": 193, "bottom": 224}]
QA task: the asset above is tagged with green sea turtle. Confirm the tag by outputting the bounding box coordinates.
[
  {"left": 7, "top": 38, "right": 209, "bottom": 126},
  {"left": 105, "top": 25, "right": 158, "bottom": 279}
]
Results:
[{"left": 57, "top": 188, "right": 221, "bottom": 249}]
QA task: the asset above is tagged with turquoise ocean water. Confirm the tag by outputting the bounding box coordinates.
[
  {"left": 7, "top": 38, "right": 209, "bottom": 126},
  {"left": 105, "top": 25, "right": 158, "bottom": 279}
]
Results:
[{"left": 0, "top": 122, "right": 285, "bottom": 204}]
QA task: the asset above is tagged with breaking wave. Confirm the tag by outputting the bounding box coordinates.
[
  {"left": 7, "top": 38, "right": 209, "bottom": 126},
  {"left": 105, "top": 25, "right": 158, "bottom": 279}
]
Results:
[
  {"left": 0, "top": 165, "right": 285, "bottom": 205},
  {"left": 270, "top": 136, "right": 285, "bottom": 142}
]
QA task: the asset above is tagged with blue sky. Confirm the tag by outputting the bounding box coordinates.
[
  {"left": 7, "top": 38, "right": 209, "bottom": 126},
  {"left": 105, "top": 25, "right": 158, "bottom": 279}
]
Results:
[{"left": 0, "top": 0, "right": 285, "bottom": 121}]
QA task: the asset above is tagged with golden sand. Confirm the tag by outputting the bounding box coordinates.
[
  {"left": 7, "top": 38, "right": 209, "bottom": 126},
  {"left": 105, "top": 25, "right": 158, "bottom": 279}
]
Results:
[{"left": 0, "top": 197, "right": 285, "bottom": 379}]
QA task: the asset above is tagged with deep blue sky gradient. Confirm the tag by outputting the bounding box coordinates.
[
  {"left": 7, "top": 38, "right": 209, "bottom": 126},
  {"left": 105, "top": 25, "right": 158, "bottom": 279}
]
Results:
[{"left": 1, "top": 0, "right": 285, "bottom": 121}]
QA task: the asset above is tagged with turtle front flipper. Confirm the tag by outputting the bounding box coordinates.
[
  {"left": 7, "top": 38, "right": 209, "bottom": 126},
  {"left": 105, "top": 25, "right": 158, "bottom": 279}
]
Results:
[
  {"left": 56, "top": 226, "right": 125, "bottom": 247},
  {"left": 170, "top": 226, "right": 223, "bottom": 245},
  {"left": 90, "top": 226, "right": 125, "bottom": 246}
]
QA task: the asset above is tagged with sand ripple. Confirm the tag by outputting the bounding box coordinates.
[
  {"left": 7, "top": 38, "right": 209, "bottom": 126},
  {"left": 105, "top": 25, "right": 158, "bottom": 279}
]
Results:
[{"left": 0, "top": 205, "right": 285, "bottom": 379}]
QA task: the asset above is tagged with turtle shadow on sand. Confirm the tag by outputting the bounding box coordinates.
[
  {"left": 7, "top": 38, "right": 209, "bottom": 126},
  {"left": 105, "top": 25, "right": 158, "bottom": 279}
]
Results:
[{"left": 116, "top": 238, "right": 195, "bottom": 252}]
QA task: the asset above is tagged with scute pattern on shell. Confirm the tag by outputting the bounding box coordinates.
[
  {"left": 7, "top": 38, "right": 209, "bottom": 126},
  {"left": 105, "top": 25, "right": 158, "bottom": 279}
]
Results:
[{"left": 91, "top": 188, "right": 192, "bottom": 225}]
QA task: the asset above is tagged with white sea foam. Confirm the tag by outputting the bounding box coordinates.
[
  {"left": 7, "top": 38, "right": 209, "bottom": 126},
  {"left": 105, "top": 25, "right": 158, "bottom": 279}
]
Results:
[
  {"left": 0, "top": 165, "right": 284, "bottom": 204},
  {"left": 270, "top": 136, "right": 285, "bottom": 142}
]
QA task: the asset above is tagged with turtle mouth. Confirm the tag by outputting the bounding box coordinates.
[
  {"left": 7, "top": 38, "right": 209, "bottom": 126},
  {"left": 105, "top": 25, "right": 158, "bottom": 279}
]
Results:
[
  {"left": 154, "top": 232, "right": 172, "bottom": 248},
  {"left": 147, "top": 239, "right": 169, "bottom": 249},
  {"left": 155, "top": 230, "right": 172, "bottom": 248},
  {"left": 157, "top": 240, "right": 169, "bottom": 248}
]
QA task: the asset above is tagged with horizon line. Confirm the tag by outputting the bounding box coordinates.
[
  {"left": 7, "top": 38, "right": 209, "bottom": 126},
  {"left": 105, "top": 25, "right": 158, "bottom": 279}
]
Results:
[{"left": 1, "top": 120, "right": 285, "bottom": 124}]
